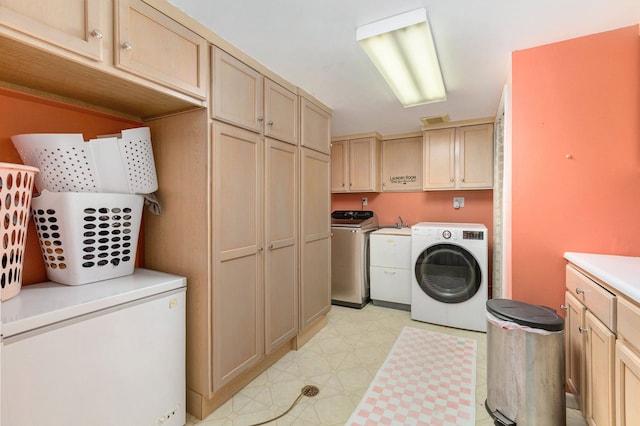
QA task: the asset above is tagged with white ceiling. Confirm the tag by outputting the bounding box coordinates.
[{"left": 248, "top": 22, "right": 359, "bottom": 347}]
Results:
[{"left": 168, "top": 0, "right": 640, "bottom": 137}]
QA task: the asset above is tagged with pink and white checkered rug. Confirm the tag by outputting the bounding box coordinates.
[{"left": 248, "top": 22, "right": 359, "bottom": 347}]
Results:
[{"left": 347, "top": 326, "right": 477, "bottom": 426}]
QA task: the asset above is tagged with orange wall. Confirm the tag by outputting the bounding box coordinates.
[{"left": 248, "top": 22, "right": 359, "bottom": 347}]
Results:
[
  {"left": 0, "top": 88, "right": 141, "bottom": 286},
  {"left": 511, "top": 25, "right": 640, "bottom": 310}
]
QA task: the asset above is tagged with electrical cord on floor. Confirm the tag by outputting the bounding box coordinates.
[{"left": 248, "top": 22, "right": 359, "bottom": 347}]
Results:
[{"left": 249, "top": 385, "right": 320, "bottom": 426}]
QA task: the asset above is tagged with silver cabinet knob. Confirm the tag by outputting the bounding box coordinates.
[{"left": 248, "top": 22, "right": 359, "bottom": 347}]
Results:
[
  {"left": 268, "top": 244, "right": 274, "bottom": 249},
  {"left": 560, "top": 304, "right": 568, "bottom": 311},
  {"left": 578, "top": 327, "right": 588, "bottom": 334},
  {"left": 91, "top": 29, "right": 103, "bottom": 39},
  {"left": 121, "top": 42, "right": 133, "bottom": 51},
  {"left": 450, "top": 177, "right": 454, "bottom": 183},
  {"left": 258, "top": 247, "right": 264, "bottom": 252},
  {"left": 267, "top": 120, "right": 273, "bottom": 126},
  {"left": 575, "top": 288, "right": 584, "bottom": 295},
  {"left": 257, "top": 116, "right": 264, "bottom": 122}
]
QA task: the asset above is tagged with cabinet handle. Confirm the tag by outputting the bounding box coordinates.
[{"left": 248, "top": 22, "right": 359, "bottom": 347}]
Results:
[
  {"left": 575, "top": 288, "right": 585, "bottom": 295},
  {"left": 91, "top": 29, "right": 103, "bottom": 39},
  {"left": 461, "top": 177, "right": 465, "bottom": 183},
  {"left": 384, "top": 270, "right": 396, "bottom": 275},
  {"left": 560, "top": 304, "right": 567, "bottom": 311},
  {"left": 258, "top": 247, "right": 264, "bottom": 253},
  {"left": 450, "top": 177, "right": 454, "bottom": 183},
  {"left": 257, "top": 116, "right": 264, "bottom": 122},
  {"left": 267, "top": 120, "right": 274, "bottom": 126},
  {"left": 578, "top": 327, "right": 588, "bottom": 334},
  {"left": 121, "top": 42, "right": 133, "bottom": 51},
  {"left": 268, "top": 244, "right": 274, "bottom": 249}
]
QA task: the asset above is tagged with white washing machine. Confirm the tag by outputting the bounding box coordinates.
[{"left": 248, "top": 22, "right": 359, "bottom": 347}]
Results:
[{"left": 411, "top": 222, "right": 488, "bottom": 332}]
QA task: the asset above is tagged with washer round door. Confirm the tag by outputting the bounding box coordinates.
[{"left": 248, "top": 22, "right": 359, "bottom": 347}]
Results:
[{"left": 414, "top": 243, "right": 482, "bottom": 304}]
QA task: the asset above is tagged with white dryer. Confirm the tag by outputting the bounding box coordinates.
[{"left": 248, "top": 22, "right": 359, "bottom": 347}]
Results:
[{"left": 411, "top": 222, "right": 488, "bottom": 332}]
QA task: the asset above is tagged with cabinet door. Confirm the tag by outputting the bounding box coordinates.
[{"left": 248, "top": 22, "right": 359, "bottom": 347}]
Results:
[
  {"left": 0, "top": 0, "right": 103, "bottom": 60},
  {"left": 349, "top": 137, "right": 380, "bottom": 192},
  {"left": 300, "top": 97, "right": 331, "bottom": 154},
  {"left": 585, "top": 310, "right": 615, "bottom": 426},
  {"left": 330, "top": 139, "right": 348, "bottom": 193},
  {"left": 264, "top": 138, "right": 298, "bottom": 353},
  {"left": 381, "top": 136, "right": 423, "bottom": 191},
  {"left": 423, "top": 128, "right": 455, "bottom": 189},
  {"left": 616, "top": 340, "right": 640, "bottom": 426},
  {"left": 211, "top": 47, "right": 263, "bottom": 132},
  {"left": 212, "top": 122, "right": 264, "bottom": 391},
  {"left": 115, "top": 0, "right": 207, "bottom": 99},
  {"left": 566, "top": 291, "right": 586, "bottom": 410},
  {"left": 456, "top": 124, "right": 494, "bottom": 189},
  {"left": 264, "top": 79, "right": 298, "bottom": 145},
  {"left": 300, "top": 148, "right": 331, "bottom": 329}
]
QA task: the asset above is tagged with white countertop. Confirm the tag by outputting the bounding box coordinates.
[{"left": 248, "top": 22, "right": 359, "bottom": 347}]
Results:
[
  {"left": 372, "top": 227, "right": 412, "bottom": 236},
  {"left": 564, "top": 252, "right": 640, "bottom": 303},
  {"left": 2, "top": 268, "right": 186, "bottom": 337}
]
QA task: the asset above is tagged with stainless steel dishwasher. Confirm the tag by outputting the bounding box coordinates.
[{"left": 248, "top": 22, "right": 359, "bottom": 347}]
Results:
[{"left": 330, "top": 210, "right": 378, "bottom": 308}]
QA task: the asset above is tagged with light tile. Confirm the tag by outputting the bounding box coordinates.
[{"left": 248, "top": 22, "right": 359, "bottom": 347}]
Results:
[{"left": 190, "top": 303, "right": 587, "bottom": 425}]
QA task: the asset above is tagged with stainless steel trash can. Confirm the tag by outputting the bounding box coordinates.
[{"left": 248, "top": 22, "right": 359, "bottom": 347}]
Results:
[{"left": 485, "top": 299, "right": 565, "bottom": 426}]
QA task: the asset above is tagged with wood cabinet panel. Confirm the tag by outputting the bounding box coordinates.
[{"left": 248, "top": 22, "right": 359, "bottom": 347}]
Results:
[
  {"left": 566, "top": 291, "right": 586, "bottom": 410},
  {"left": 381, "top": 136, "right": 423, "bottom": 191},
  {"left": 300, "top": 148, "right": 331, "bottom": 329},
  {"left": 423, "top": 128, "right": 455, "bottom": 189},
  {"left": 616, "top": 340, "right": 640, "bottom": 426},
  {"left": 211, "top": 47, "right": 263, "bottom": 131},
  {"left": 212, "top": 122, "right": 264, "bottom": 391},
  {"left": 331, "top": 135, "right": 380, "bottom": 193},
  {"left": 566, "top": 265, "right": 616, "bottom": 332},
  {"left": 585, "top": 310, "right": 615, "bottom": 426},
  {"left": 456, "top": 124, "right": 494, "bottom": 188},
  {"left": 265, "top": 139, "right": 298, "bottom": 353},
  {"left": 300, "top": 96, "right": 331, "bottom": 154},
  {"left": 115, "top": 0, "right": 207, "bottom": 99},
  {"left": 423, "top": 123, "right": 493, "bottom": 190},
  {"left": 0, "top": 0, "right": 103, "bottom": 60},
  {"left": 264, "top": 79, "right": 298, "bottom": 145}
]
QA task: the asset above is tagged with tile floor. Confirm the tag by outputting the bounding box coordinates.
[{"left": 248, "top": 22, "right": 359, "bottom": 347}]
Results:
[{"left": 186, "top": 303, "right": 587, "bottom": 426}]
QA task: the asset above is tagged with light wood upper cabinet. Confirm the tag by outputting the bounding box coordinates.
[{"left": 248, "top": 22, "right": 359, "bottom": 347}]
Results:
[
  {"left": 115, "top": 0, "right": 208, "bottom": 100},
  {"left": 423, "top": 128, "right": 456, "bottom": 189},
  {"left": 264, "top": 79, "right": 298, "bottom": 145},
  {"left": 456, "top": 124, "right": 494, "bottom": 189},
  {"left": 300, "top": 96, "right": 331, "bottom": 154},
  {"left": 423, "top": 123, "right": 494, "bottom": 190},
  {"left": 382, "top": 135, "right": 423, "bottom": 191},
  {"left": 212, "top": 47, "right": 263, "bottom": 132},
  {"left": 331, "top": 134, "right": 381, "bottom": 193},
  {"left": 212, "top": 47, "right": 298, "bottom": 144},
  {"left": 0, "top": 0, "right": 104, "bottom": 61}
]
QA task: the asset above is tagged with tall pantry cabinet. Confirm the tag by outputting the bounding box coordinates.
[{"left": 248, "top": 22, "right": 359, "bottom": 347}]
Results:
[{"left": 146, "top": 45, "right": 332, "bottom": 418}]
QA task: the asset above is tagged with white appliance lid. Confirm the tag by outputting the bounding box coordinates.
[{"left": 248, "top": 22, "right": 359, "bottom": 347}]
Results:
[{"left": 2, "top": 268, "right": 186, "bottom": 338}]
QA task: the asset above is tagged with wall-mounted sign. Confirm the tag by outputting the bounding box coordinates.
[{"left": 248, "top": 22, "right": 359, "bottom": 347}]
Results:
[{"left": 389, "top": 175, "right": 417, "bottom": 184}]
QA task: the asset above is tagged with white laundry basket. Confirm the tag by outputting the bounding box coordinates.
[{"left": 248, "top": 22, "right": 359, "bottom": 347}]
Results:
[
  {"left": 31, "top": 190, "right": 144, "bottom": 285},
  {"left": 0, "top": 162, "right": 39, "bottom": 300},
  {"left": 11, "top": 127, "right": 158, "bottom": 194}
]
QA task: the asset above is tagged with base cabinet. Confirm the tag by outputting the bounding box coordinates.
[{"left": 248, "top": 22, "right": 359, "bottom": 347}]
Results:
[
  {"left": 585, "top": 310, "right": 615, "bottom": 426},
  {"left": 565, "top": 291, "right": 586, "bottom": 410}
]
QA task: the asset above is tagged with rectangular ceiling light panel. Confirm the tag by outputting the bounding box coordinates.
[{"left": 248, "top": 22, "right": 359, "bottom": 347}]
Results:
[{"left": 357, "top": 8, "right": 446, "bottom": 107}]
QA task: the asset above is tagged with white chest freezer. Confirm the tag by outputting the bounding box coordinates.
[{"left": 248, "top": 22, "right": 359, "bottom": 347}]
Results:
[{"left": 1, "top": 268, "right": 186, "bottom": 426}]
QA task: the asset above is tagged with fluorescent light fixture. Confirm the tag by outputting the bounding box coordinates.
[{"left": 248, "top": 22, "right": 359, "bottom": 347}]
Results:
[{"left": 357, "top": 8, "right": 446, "bottom": 107}]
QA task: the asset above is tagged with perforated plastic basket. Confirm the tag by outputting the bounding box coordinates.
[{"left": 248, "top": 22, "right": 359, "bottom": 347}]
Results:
[
  {"left": 31, "top": 190, "right": 144, "bottom": 285},
  {"left": 11, "top": 127, "right": 158, "bottom": 194},
  {"left": 0, "top": 162, "right": 39, "bottom": 300}
]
